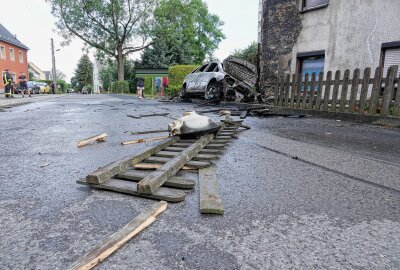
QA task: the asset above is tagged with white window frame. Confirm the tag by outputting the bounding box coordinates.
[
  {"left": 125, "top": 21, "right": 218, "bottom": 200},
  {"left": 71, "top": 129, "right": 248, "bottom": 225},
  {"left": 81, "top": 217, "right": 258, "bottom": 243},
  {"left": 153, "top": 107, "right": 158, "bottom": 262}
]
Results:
[
  {"left": 0, "top": 46, "right": 6, "bottom": 59},
  {"left": 10, "top": 48, "right": 15, "bottom": 61},
  {"left": 19, "top": 51, "right": 24, "bottom": 63}
]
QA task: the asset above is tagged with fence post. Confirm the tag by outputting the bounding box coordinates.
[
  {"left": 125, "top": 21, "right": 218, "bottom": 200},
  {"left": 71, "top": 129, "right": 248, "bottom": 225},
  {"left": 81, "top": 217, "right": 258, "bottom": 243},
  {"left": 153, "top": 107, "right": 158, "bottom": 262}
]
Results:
[
  {"left": 349, "top": 68, "right": 361, "bottom": 113},
  {"left": 369, "top": 66, "right": 383, "bottom": 115},
  {"left": 394, "top": 77, "right": 400, "bottom": 117},
  {"left": 315, "top": 72, "right": 324, "bottom": 110},
  {"left": 339, "top": 69, "right": 350, "bottom": 112},
  {"left": 381, "top": 65, "right": 398, "bottom": 116},
  {"left": 295, "top": 74, "right": 302, "bottom": 108},
  {"left": 290, "top": 74, "right": 296, "bottom": 107},
  {"left": 330, "top": 70, "right": 341, "bottom": 112},
  {"left": 359, "top": 67, "right": 371, "bottom": 114},
  {"left": 284, "top": 74, "right": 290, "bottom": 107},
  {"left": 302, "top": 73, "right": 309, "bottom": 109},
  {"left": 323, "top": 71, "right": 332, "bottom": 111},
  {"left": 308, "top": 73, "right": 317, "bottom": 109},
  {"left": 273, "top": 75, "right": 280, "bottom": 107}
]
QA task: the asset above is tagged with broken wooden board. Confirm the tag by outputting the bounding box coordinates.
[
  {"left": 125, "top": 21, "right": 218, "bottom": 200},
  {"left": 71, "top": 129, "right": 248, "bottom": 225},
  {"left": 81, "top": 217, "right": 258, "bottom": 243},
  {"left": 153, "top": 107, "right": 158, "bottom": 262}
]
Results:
[
  {"left": 165, "top": 147, "right": 222, "bottom": 155},
  {"left": 68, "top": 201, "right": 167, "bottom": 270},
  {"left": 127, "top": 113, "right": 169, "bottom": 119},
  {"left": 116, "top": 171, "right": 195, "bottom": 189},
  {"left": 131, "top": 130, "right": 168, "bottom": 135},
  {"left": 154, "top": 151, "right": 219, "bottom": 161},
  {"left": 121, "top": 136, "right": 169, "bottom": 145},
  {"left": 86, "top": 137, "right": 178, "bottom": 184},
  {"left": 77, "top": 178, "right": 186, "bottom": 202},
  {"left": 133, "top": 163, "right": 202, "bottom": 171},
  {"left": 172, "top": 142, "right": 226, "bottom": 149},
  {"left": 78, "top": 133, "right": 108, "bottom": 148},
  {"left": 138, "top": 134, "right": 215, "bottom": 194},
  {"left": 199, "top": 167, "right": 224, "bottom": 215},
  {"left": 143, "top": 156, "right": 211, "bottom": 169}
]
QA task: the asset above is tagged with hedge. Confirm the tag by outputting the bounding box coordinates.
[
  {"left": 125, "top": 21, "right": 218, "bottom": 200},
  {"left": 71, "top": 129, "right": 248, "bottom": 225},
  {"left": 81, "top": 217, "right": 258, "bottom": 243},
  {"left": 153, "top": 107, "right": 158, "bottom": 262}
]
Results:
[
  {"left": 168, "top": 65, "right": 199, "bottom": 95},
  {"left": 111, "top": 81, "right": 130, "bottom": 94}
]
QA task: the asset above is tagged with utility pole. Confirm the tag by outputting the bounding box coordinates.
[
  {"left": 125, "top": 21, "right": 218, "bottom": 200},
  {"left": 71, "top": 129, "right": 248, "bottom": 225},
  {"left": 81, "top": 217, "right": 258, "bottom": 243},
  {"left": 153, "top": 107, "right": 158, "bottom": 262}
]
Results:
[{"left": 51, "top": 38, "right": 57, "bottom": 94}]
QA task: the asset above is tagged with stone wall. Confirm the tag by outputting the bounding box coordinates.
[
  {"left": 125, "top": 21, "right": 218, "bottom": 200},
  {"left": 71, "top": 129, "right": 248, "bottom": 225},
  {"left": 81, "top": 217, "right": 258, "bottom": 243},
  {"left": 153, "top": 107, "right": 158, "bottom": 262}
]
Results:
[{"left": 259, "top": 0, "right": 302, "bottom": 95}]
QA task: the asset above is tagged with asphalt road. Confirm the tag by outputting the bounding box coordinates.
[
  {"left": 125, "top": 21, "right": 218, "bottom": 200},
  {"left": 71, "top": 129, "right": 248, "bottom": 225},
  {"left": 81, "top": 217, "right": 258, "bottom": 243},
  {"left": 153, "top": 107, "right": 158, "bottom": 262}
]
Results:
[{"left": 0, "top": 94, "right": 399, "bottom": 269}]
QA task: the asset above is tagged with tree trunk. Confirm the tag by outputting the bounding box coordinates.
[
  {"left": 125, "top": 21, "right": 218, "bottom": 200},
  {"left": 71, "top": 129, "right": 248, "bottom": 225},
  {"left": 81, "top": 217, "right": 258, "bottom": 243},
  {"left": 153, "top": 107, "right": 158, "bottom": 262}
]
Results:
[{"left": 117, "top": 46, "right": 125, "bottom": 81}]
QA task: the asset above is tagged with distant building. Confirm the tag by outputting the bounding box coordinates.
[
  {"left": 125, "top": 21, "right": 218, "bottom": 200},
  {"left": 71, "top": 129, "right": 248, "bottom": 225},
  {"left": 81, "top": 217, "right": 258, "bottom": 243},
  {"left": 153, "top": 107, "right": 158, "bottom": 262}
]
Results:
[
  {"left": 28, "top": 62, "right": 46, "bottom": 80},
  {"left": 92, "top": 57, "right": 102, "bottom": 94},
  {"left": 44, "top": 71, "right": 52, "bottom": 81},
  {"left": 0, "top": 23, "right": 29, "bottom": 91},
  {"left": 259, "top": 0, "right": 400, "bottom": 94}
]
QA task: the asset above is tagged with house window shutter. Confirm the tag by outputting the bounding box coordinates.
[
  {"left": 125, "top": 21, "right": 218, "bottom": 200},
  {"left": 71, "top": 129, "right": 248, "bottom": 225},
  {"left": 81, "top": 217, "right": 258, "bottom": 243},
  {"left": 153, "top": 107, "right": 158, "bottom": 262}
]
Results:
[{"left": 383, "top": 48, "right": 400, "bottom": 77}]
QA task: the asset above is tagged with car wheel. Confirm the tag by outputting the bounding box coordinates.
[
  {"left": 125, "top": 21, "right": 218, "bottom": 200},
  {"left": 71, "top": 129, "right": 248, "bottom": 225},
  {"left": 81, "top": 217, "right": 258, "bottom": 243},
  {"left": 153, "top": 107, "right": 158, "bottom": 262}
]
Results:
[
  {"left": 205, "top": 82, "right": 220, "bottom": 100},
  {"left": 179, "top": 88, "right": 189, "bottom": 100}
]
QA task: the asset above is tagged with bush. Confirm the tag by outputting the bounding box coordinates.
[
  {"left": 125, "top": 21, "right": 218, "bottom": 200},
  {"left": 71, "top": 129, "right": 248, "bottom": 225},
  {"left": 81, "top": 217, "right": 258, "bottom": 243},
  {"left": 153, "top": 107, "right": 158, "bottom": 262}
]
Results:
[
  {"left": 111, "top": 81, "right": 130, "bottom": 94},
  {"left": 168, "top": 65, "right": 199, "bottom": 95}
]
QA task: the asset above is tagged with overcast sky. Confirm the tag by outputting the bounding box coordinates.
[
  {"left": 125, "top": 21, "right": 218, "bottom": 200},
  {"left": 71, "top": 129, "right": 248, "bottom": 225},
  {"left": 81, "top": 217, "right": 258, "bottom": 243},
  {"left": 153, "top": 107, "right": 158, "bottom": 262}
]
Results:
[{"left": 0, "top": 0, "right": 258, "bottom": 81}]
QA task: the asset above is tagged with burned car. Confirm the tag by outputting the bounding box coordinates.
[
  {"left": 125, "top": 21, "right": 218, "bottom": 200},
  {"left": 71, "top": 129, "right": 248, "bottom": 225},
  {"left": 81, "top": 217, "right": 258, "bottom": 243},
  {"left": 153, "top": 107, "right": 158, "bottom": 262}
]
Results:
[{"left": 179, "top": 56, "right": 258, "bottom": 102}]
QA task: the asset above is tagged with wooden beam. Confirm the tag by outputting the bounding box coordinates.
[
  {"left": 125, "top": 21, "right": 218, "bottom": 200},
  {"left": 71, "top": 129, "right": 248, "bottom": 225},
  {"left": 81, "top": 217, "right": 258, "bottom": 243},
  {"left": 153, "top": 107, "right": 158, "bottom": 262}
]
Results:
[
  {"left": 77, "top": 133, "right": 107, "bottom": 148},
  {"left": 154, "top": 151, "right": 219, "bottom": 161},
  {"left": 130, "top": 130, "right": 168, "bottom": 135},
  {"left": 138, "top": 134, "right": 214, "bottom": 194},
  {"left": 199, "top": 167, "right": 224, "bottom": 215},
  {"left": 121, "top": 136, "right": 169, "bottom": 145},
  {"left": 133, "top": 163, "right": 203, "bottom": 171},
  {"left": 116, "top": 171, "right": 195, "bottom": 189},
  {"left": 144, "top": 156, "right": 211, "bottom": 168},
  {"left": 165, "top": 147, "right": 222, "bottom": 155},
  {"left": 86, "top": 137, "right": 178, "bottom": 184},
  {"left": 68, "top": 201, "right": 168, "bottom": 270}
]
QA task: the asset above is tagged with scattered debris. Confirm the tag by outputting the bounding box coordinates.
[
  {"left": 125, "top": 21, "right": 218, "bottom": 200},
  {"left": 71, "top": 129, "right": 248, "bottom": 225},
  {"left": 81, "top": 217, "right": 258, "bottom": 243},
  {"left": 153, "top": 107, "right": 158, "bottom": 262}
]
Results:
[
  {"left": 199, "top": 166, "right": 224, "bottom": 215},
  {"left": 40, "top": 162, "right": 51, "bottom": 168},
  {"left": 77, "top": 133, "right": 108, "bottom": 148},
  {"left": 121, "top": 136, "right": 169, "bottom": 146},
  {"left": 127, "top": 113, "right": 169, "bottom": 119},
  {"left": 168, "top": 111, "right": 220, "bottom": 138},
  {"left": 68, "top": 201, "right": 168, "bottom": 270},
  {"left": 130, "top": 130, "right": 169, "bottom": 135}
]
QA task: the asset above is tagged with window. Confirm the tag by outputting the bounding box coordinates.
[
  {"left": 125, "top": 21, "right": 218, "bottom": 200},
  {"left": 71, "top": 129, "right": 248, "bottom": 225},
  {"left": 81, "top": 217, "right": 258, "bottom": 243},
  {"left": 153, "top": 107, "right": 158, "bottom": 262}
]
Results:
[
  {"left": 205, "top": 63, "right": 218, "bottom": 72},
  {"left": 198, "top": 64, "right": 209, "bottom": 72},
  {"left": 10, "top": 48, "right": 15, "bottom": 61},
  {"left": 297, "top": 51, "right": 325, "bottom": 91},
  {"left": 302, "top": 0, "right": 329, "bottom": 10},
  {"left": 381, "top": 43, "right": 400, "bottom": 77},
  {"left": 0, "top": 46, "right": 5, "bottom": 59},
  {"left": 19, "top": 51, "right": 24, "bottom": 63}
]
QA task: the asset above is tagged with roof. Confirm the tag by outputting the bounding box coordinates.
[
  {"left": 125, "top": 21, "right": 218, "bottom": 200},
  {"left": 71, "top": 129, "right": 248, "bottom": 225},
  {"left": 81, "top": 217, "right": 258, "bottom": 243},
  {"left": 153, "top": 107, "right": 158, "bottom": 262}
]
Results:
[{"left": 0, "top": 23, "right": 29, "bottom": 50}]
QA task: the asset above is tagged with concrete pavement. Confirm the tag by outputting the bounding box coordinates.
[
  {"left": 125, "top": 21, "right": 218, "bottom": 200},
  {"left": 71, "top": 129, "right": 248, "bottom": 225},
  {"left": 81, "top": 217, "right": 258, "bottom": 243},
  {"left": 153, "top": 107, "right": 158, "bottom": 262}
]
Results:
[
  {"left": 0, "top": 93, "right": 67, "bottom": 109},
  {"left": 0, "top": 95, "right": 399, "bottom": 269}
]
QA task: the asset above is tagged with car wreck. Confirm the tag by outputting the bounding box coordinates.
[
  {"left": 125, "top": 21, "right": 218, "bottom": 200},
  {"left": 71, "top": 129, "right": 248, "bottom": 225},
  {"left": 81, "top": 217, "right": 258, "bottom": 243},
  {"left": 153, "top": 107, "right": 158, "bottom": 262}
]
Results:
[{"left": 179, "top": 56, "right": 258, "bottom": 102}]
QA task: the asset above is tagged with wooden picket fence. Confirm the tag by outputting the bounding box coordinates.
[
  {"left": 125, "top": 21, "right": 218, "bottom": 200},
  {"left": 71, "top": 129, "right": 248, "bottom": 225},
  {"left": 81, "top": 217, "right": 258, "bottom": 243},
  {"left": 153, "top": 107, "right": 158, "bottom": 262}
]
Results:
[{"left": 273, "top": 65, "right": 400, "bottom": 117}]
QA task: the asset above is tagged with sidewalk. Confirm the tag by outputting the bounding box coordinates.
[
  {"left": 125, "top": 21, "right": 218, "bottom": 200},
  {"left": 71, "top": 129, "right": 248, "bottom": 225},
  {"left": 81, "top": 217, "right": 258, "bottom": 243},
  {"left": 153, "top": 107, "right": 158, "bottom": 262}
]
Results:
[{"left": 0, "top": 94, "right": 67, "bottom": 109}]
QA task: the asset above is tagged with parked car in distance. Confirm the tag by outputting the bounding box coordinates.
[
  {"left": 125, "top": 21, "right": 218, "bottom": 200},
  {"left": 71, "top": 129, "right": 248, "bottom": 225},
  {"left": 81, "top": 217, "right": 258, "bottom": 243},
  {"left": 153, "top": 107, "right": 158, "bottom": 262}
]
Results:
[
  {"left": 27, "top": 81, "right": 40, "bottom": 94},
  {"left": 38, "top": 82, "right": 50, "bottom": 94}
]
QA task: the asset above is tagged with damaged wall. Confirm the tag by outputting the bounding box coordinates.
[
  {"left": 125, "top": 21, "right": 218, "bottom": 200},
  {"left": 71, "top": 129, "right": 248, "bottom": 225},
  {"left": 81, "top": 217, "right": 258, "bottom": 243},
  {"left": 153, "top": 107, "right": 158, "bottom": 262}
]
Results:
[{"left": 259, "top": 0, "right": 302, "bottom": 95}]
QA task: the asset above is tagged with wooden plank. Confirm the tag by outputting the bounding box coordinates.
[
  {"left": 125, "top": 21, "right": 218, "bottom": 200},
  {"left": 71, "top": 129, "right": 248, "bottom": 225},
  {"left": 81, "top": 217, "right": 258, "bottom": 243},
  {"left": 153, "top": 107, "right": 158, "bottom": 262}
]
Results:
[
  {"left": 130, "top": 130, "right": 168, "bottom": 135},
  {"left": 172, "top": 142, "right": 226, "bottom": 149},
  {"left": 78, "top": 178, "right": 186, "bottom": 202},
  {"left": 273, "top": 76, "right": 280, "bottom": 106},
  {"left": 394, "top": 76, "right": 400, "bottom": 116},
  {"left": 165, "top": 147, "right": 222, "bottom": 155},
  {"left": 294, "top": 74, "right": 302, "bottom": 108},
  {"left": 154, "top": 151, "right": 219, "bottom": 161},
  {"left": 127, "top": 113, "right": 169, "bottom": 119},
  {"left": 199, "top": 167, "right": 224, "bottom": 215},
  {"left": 138, "top": 134, "right": 215, "bottom": 194},
  {"left": 68, "top": 201, "right": 168, "bottom": 270},
  {"left": 315, "top": 72, "right": 324, "bottom": 110},
  {"left": 301, "top": 73, "right": 309, "bottom": 109},
  {"left": 116, "top": 171, "right": 195, "bottom": 189},
  {"left": 289, "top": 74, "right": 296, "bottom": 107},
  {"left": 133, "top": 163, "right": 202, "bottom": 171},
  {"left": 369, "top": 67, "right": 383, "bottom": 115},
  {"left": 349, "top": 68, "right": 361, "bottom": 113},
  {"left": 323, "top": 71, "right": 332, "bottom": 111},
  {"left": 278, "top": 74, "right": 285, "bottom": 107},
  {"left": 86, "top": 137, "right": 178, "bottom": 184},
  {"left": 308, "top": 73, "right": 317, "bottom": 109},
  {"left": 381, "top": 65, "right": 398, "bottom": 116},
  {"left": 121, "top": 136, "right": 169, "bottom": 146},
  {"left": 330, "top": 70, "right": 341, "bottom": 112},
  {"left": 144, "top": 156, "right": 211, "bottom": 168},
  {"left": 77, "top": 133, "right": 107, "bottom": 148},
  {"left": 359, "top": 67, "right": 371, "bottom": 113},
  {"left": 339, "top": 69, "right": 351, "bottom": 112},
  {"left": 283, "top": 74, "right": 290, "bottom": 107}
]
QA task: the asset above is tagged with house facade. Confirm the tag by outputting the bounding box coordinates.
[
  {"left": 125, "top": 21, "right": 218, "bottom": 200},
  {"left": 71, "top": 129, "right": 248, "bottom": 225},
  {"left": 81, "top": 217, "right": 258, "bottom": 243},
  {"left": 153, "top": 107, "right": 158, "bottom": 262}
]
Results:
[
  {"left": 0, "top": 23, "right": 29, "bottom": 91},
  {"left": 28, "top": 62, "right": 46, "bottom": 80},
  {"left": 259, "top": 0, "right": 400, "bottom": 94}
]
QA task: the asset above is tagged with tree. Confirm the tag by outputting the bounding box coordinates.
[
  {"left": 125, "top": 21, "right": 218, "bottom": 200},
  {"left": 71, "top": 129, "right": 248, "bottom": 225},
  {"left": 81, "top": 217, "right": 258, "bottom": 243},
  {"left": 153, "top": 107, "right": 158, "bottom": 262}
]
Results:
[
  {"left": 56, "top": 70, "right": 66, "bottom": 80},
  {"left": 74, "top": 54, "right": 93, "bottom": 91},
  {"left": 233, "top": 41, "right": 258, "bottom": 65},
  {"left": 140, "top": 0, "right": 225, "bottom": 66},
  {"left": 48, "top": 0, "right": 156, "bottom": 81},
  {"left": 99, "top": 59, "right": 136, "bottom": 92}
]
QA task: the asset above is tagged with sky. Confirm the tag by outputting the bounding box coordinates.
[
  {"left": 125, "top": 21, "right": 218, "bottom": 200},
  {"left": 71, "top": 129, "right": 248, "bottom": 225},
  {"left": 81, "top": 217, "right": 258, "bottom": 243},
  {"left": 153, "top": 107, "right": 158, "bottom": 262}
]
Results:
[{"left": 0, "top": 0, "right": 259, "bottom": 81}]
